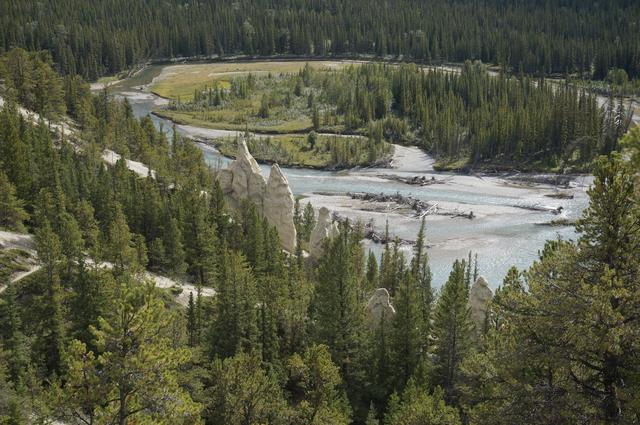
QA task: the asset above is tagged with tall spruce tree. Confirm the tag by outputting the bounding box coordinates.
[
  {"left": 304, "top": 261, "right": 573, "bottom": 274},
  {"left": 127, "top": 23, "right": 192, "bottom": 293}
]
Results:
[
  {"left": 390, "top": 259, "right": 422, "bottom": 392},
  {"left": 430, "top": 259, "right": 474, "bottom": 404},
  {"left": 0, "top": 172, "right": 29, "bottom": 232},
  {"left": 35, "top": 219, "right": 66, "bottom": 376},
  {"left": 411, "top": 218, "right": 433, "bottom": 352},
  {"left": 105, "top": 204, "right": 137, "bottom": 275}
]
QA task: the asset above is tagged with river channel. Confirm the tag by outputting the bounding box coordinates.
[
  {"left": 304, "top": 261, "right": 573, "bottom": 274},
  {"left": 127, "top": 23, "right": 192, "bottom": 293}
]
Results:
[{"left": 109, "top": 65, "right": 591, "bottom": 289}]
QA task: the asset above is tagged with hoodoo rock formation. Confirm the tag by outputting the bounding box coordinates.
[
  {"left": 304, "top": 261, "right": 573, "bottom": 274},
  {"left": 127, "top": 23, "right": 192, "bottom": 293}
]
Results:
[
  {"left": 309, "top": 207, "right": 339, "bottom": 258},
  {"left": 264, "top": 164, "right": 297, "bottom": 253},
  {"left": 219, "top": 140, "right": 266, "bottom": 210},
  {"left": 366, "top": 288, "right": 396, "bottom": 328},
  {"left": 219, "top": 140, "right": 297, "bottom": 252},
  {"left": 468, "top": 276, "right": 493, "bottom": 332}
]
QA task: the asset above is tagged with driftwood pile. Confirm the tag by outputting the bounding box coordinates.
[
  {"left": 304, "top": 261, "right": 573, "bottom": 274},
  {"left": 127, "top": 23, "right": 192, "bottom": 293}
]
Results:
[
  {"left": 347, "top": 191, "right": 475, "bottom": 219},
  {"left": 505, "top": 173, "right": 575, "bottom": 188},
  {"left": 348, "top": 192, "right": 433, "bottom": 215},
  {"left": 377, "top": 174, "right": 447, "bottom": 186},
  {"left": 544, "top": 192, "right": 574, "bottom": 200},
  {"left": 516, "top": 204, "right": 564, "bottom": 214}
]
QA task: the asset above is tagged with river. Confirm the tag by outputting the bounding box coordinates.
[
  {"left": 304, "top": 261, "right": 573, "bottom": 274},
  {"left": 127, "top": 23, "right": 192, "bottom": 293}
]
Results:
[{"left": 110, "top": 65, "right": 591, "bottom": 289}]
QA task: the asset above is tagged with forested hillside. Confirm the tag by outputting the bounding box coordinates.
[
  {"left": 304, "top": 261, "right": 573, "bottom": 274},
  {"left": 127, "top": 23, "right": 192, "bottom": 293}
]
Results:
[
  {"left": 1, "top": 0, "right": 639, "bottom": 81},
  {"left": 1, "top": 47, "right": 640, "bottom": 425}
]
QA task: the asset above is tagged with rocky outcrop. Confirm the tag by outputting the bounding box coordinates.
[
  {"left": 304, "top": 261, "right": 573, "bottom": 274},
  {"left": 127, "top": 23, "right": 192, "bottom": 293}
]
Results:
[
  {"left": 219, "top": 140, "right": 296, "bottom": 252},
  {"left": 264, "top": 164, "right": 297, "bottom": 252},
  {"left": 309, "top": 207, "right": 339, "bottom": 258},
  {"left": 469, "top": 276, "right": 493, "bottom": 331},
  {"left": 220, "top": 141, "right": 267, "bottom": 209},
  {"left": 366, "top": 288, "right": 396, "bottom": 328}
]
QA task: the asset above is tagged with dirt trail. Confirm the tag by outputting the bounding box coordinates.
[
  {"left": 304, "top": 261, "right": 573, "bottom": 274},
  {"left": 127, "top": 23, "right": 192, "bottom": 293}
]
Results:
[
  {"left": 0, "top": 96, "right": 155, "bottom": 178},
  {"left": 0, "top": 230, "right": 212, "bottom": 304}
]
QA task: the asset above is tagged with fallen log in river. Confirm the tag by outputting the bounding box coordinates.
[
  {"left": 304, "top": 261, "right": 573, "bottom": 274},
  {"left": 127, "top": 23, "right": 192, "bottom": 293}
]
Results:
[
  {"left": 346, "top": 191, "right": 475, "bottom": 219},
  {"left": 377, "top": 174, "right": 448, "bottom": 186}
]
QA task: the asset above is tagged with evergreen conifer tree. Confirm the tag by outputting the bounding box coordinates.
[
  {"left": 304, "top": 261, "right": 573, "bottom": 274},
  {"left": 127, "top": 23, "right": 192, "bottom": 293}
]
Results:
[{"left": 430, "top": 259, "right": 474, "bottom": 404}]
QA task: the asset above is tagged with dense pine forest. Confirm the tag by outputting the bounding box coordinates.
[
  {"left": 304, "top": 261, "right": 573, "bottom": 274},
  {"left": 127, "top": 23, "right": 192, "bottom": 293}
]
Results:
[
  {"left": 1, "top": 46, "right": 640, "bottom": 425},
  {"left": 1, "top": 0, "right": 640, "bottom": 82}
]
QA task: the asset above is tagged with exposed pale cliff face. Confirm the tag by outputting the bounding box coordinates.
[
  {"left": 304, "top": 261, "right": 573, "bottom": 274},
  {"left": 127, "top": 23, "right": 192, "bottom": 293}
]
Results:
[
  {"left": 264, "top": 164, "right": 297, "bottom": 252},
  {"left": 219, "top": 140, "right": 296, "bottom": 252},
  {"left": 309, "top": 207, "right": 339, "bottom": 258},
  {"left": 366, "top": 288, "right": 396, "bottom": 328},
  {"left": 469, "top": 276, "right": 493, "bottom": 332}
]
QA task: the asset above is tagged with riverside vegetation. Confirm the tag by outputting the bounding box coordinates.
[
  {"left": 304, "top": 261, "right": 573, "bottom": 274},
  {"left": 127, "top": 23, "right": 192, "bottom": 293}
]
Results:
[
  {"left": 2, "top": 46, "right": 640, "bottom": 425},
  {"left": 156, "top": 62, "right": 395, "bottom": 169},
  {"left": 157, "top": 61, "right": 632, "bottom": 171}
]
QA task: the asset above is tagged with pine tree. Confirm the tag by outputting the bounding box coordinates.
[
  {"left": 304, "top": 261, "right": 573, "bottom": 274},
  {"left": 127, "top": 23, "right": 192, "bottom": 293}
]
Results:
[
  {"left": 620, "top": 127, "right": 640, "bottom": 170},
  {"left": 302, "top": 202, "right": 316, "bottom": 241},
  {"left": 105, "top": 204, "right": 137, "bottom": 274},
  {"left": 430, "top": 259, "right": 474, "bottom": 404},
  {"left": 365, "top": 251, "right": 379, "bottom": 290},
  {"left": 0, "top": 171, "right": 29, "bottom": 232},
  {"left": 35, "top": 219, "right": 66, "bottom": 376},
  {"left": 75, "top": 200, "right": 101, "bottom": 262},
  {"left": 209, "top": 251, "right": 258, "bottom": 359},
  {"left": 192, "top": 218, "right": 218, "bottom": 287},
  {"left": 70, "top": 268, "right": 115, "bottom": 350},
  {"left": 206, "top": 351, "right": 289, "bottom": 424},
  {"left": 411, "top": 218, "right": 433, "bottom": 351},
  {"left": 186, "top": 291, "right": 198, "bottom": 347},
  {"left": 0, "top": 285, "right": 29, "bottom": 388},
  {"left": 390, "top": 264, "right": 422, "bottom": 391},
  {"left": 58, "top": 212, "right": 83, "bottom": 277},
  {"left": 287, "top": 344, "right": 351, "bottom": 424},
  {"left": 473, "top": 253, "right": 479, "bottom": 282},
  {"left": 54, "top": 276, "right": 202, "bottom": 424},
  {"left": 465, "top": 251, "right": 473, "bottom": 288},
  {"left": 133, "top": 234, "right": 148, "bottom": 269},
  {"left": 0, "top": 356, "right": 26, "bottom": 425},
  {"left": 259, "top": 94, "right": 270, "bottom": 118},
  {"left": 0, "top": 106, "right": 32, "bottom": 200},
  {"left": 365, "top": 403, "right": 379, "bottom": 425},
  {"left": 384, "top": 382, "right": 461, "bottom": 425},
  {"left": 163, "top": 217, "right": 187, "bottom": 276},
  {"left": 293, "top": 198, "right": 302, "bottom": 233}
]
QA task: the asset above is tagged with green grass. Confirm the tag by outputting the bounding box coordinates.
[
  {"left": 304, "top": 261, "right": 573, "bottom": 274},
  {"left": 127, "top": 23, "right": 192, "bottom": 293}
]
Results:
[
  {"left": 433, "top": 157, "right": 470, "bottom": 172},
  {"left": 215, "top": 134, "right": 335, "bottom": 168},
  {"left": 155, "top": 109, "right": 313, "bottom": 134},
  {"left": 153, "top": 79, "right": 232, "bottom": 100},
  {"left": 151, "top": 61, "right": 351, "bottom": 100},
  {"left": 212, "top": 133, "right": 391, "bottom": 169},
  {"left": 97, "top": 75, "right": 120, "bottom": 84}
]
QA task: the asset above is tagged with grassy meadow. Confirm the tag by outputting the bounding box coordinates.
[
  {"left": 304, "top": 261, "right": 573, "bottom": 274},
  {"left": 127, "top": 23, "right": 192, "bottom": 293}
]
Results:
[{"left": 151, "top": 61, "right": 355, "bottom": 101}]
